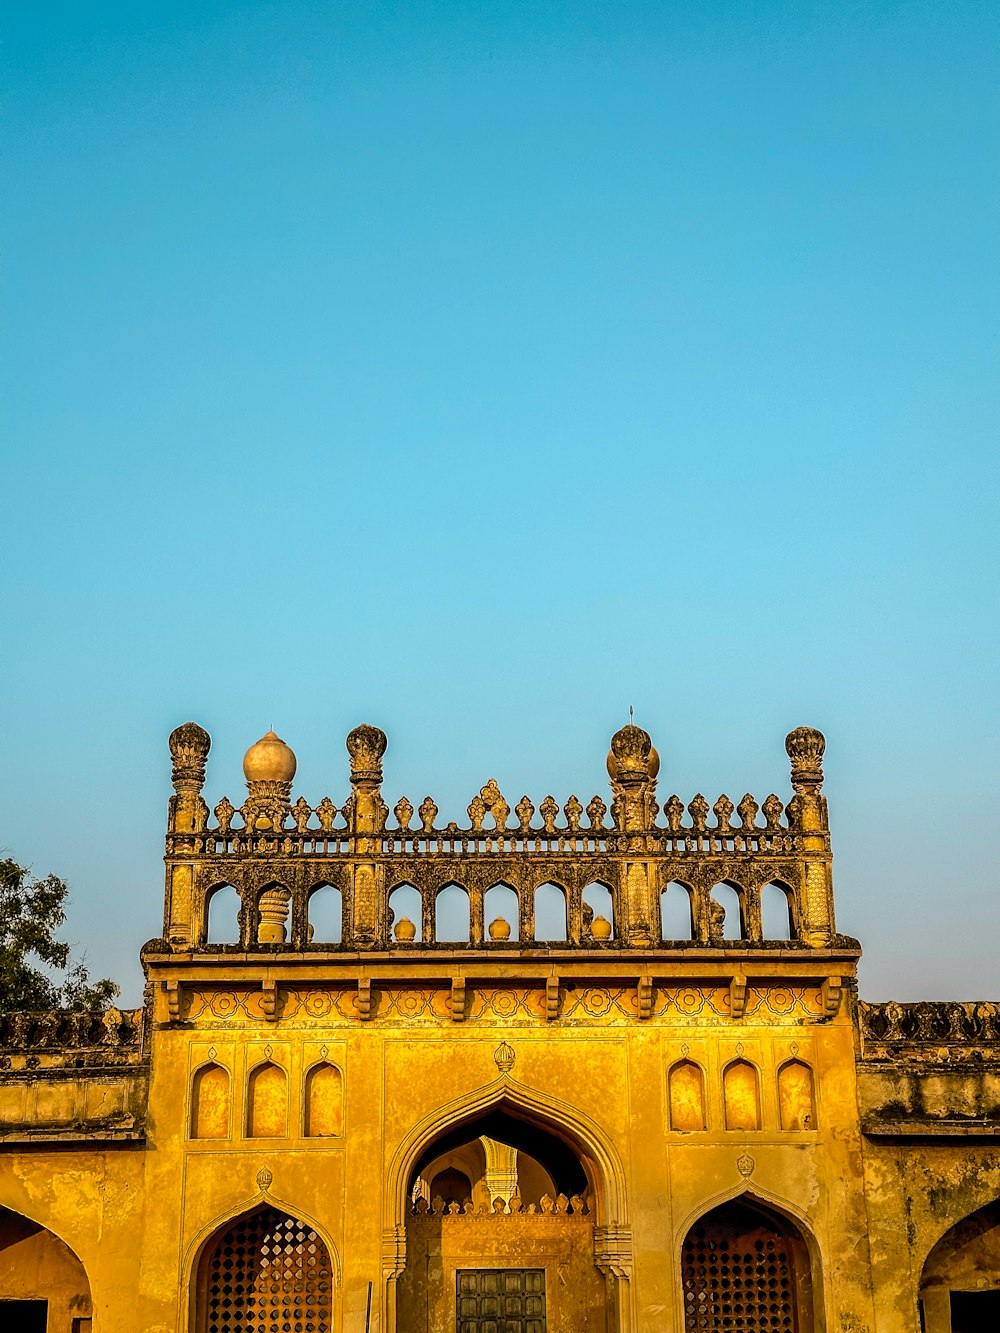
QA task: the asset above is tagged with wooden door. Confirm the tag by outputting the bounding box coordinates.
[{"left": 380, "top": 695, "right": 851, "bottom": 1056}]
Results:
[{"left": 456, "top": 1268, "right": 545, "bottom": 1333}]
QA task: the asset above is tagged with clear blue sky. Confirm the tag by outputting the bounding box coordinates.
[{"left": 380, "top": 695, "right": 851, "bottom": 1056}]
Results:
[{"left": 2, "top": 1, "right": 997, "bottom": 1004}]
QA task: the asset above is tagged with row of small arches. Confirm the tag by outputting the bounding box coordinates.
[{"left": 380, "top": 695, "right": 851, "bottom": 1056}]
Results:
[
  {"left": 204, "top": 879, "right": 796, "bottom": 944},
  {"left": 668, "top": 1058, "right": 816, "bottom": 1133},
  {"left": 191, "top": 1060, "right": 343, "bottom": 1140}
]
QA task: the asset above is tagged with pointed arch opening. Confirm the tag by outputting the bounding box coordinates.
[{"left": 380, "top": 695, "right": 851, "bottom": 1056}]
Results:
[
  {"left": 534, "top": 882, "right": 568, "bottom": 942},
  {"left": 205, "top": 883, "right": 241, "bottom": 944},
  {"left": 435, "top": 883, "right": 470, "bottom": 943},
  {"left": 195, "top": 1204, "right": 334, "bottom": 1333},
  {"left": 761, "top": 881, "right": 796, "bottom": 941},
  {"left": 920, "top": 1200, "right": 1000, "bottom": 1332},
  {"left": 709, "top": 882, "right": 744, "bottom": 941},
  {"left": 396, "top": 1095, "right": 616, "bottom": 1333},
  {"left": 484, "top": 882, "right": 519, "bottom": 941},
  {"left": 0, "top": 1206, "right": 92, "bottom": 1330},
  {"left": 388, "top": 882, "right": 422, "bottom": 943},
  {"left": 308, "top": 883, "right": 342, "bottom": 945},
  {"left": 681, "top": 1195, "right": 815, "bottom": 1332},
  {"left": 662, "top": 881, "right": 694, "bottom": 941},
  {"left": 582, "top": 881, "right": 614, "bottom": 940}
]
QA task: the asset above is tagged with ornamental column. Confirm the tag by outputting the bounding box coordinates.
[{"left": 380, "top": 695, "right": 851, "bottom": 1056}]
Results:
[
  {"left": 607, "top": 723, "right": 659, "bottom": 947},
  {"left": 345, "top": 724, "right": 389, "bottom": 947},
  {"left": 785, "top": 725, "right": 835, "bottom": 946}
]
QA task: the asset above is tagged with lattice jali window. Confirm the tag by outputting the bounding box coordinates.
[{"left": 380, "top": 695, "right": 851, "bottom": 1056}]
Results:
[
  {"left": 200, "top": 1206, "right": 333, "bottom": 1333},
  {"left": 681, "top": 1208, "right": 810, "bottom": 1333}
]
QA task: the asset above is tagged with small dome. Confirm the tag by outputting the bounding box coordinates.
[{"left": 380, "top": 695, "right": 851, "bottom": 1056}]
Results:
[
  {"left": 243, "top": 730, "right": 297, "bottom": 784},
  {"left": 647, "top": 745, "right": 660, "bottom": 780}
]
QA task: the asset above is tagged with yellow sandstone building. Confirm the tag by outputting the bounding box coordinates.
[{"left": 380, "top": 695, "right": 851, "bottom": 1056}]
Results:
[{"left": 1, "top": 720, "right": 998, "bottom": 1332}]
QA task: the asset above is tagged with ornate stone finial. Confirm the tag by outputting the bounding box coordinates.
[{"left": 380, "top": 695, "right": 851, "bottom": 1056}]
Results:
[
  {"left": 494, "top": 1040, "right": 515, "bottom": 1074},
  {"left": 346, "top": 724, "right": 387, "bottom": 781},
  {"left": 169, "top": 722, "right": 211, "bottom": 792},
  {"left": 785, "top": 726, "right": 826, "bottom": 792},
  {"left": 607, "top": 724, "right": 652, "bottom": 779}
]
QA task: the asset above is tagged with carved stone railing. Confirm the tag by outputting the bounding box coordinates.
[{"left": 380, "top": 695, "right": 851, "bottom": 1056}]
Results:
[
  {"left": 858, "top": 1001, "right": 1000, "bottom": 1052},
  {"left": 162, "top": 721, "right": 837, "bottom": 954},
  {"left": 410, "top": 1192, "right": 590, "bottom": 1217},
  {"left": 0, "top": 1008, "right": 145, "bottom": 1068}
]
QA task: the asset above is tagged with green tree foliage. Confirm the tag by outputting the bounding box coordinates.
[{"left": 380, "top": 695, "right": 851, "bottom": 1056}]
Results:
[{"left": 0, "top": 856, "right": 119, "bottom": 1011}]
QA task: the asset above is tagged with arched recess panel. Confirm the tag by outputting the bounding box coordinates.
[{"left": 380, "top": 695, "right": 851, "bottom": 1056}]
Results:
[
  {"left": 681, "top": 1197, "right": 815, "bottom": 1332},
  {"left": 246, "top": 1063, "right": 288, "bottom": 1138},
  {"left": 669, "top": 1061, "right": 706, "bottom": 1131},
  {"left": 0, "top": 1206, "right": 93, "bottom": 1326},
  {"left": 197, "top": 1206, "right": 334, "bottom": 1333},
  {"left": 428, "top": 1167, "right": 473, "bottom": 1207},
  {"left": 583, "top": 881, "right": 614, "bottom": 938},
  {"left": 777, "top": 1060, "right": 816, "bottom": 1130},
  {"left": 710, "top": 883, "right": 743, "bottom": 941},
  {"left": 435, "top": 883, "right": 470, "bottom": 942},
  {"left": 308, "top": 884, "right": 342, "bottom": 944},
  {"left": 484, "top": 883, "right": 519, "bottom": 939},
  {"left": 305, "top": 1063, "right": 344, "bottom": 1138},
  {"left": 191, "top": 1063, "right": 231, "bottom": 1139},
  {"left": 761, "top": 882, "right": 795, "bottom": 940},
  {"left": 389, "top": 883, "right": 422, "bottom": 941},
  {"left": 534, "top": 883, "right": 568, "bottom": 941},
  {"left": 206, "top": 884, "right": 241, "bottom": 944},
  {"left": 661, "top": 882, "right": 694, "bottom": 940},
  {"left": 723, "top": 1060, "right": 761, "bottom": 1131}
]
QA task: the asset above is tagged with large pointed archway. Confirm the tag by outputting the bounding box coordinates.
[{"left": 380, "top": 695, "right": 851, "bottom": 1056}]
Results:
[
  {"left": 679, "top": 1194, "right": 816, "bottom": 1333},
  {"left": 919, "top": 1200, "right": 1000, "bottom": 1333},
  {"left": 385, "top": 1075, "right": 633, "bottom": 1333},
  {"left": 0, "top": 1205, "right": 92, "bottom": 1333},
  {"left": 193, "top": 1203, "right": 335, "bottom": 1333}
]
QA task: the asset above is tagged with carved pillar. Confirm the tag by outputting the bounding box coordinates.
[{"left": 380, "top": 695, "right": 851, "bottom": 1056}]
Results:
[
  {"left": 785, "top": 726, "right": 834, "bottom": 946},
  {"left": 346, "top": 724, "right": 389, "bottom": 948},
  {"left": 607, "top": 725, "right": 658, "bottom": 946},
  {"left": 164, "top": 722, "right": 211, "bottom": 945}
]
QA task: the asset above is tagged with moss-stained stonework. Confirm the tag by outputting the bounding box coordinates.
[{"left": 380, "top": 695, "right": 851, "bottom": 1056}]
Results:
[{"left": 0, "top": 721, "right": 996, "bottom": 1332}]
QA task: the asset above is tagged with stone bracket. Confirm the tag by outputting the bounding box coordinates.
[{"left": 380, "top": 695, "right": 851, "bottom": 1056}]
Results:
[
  {"left": 636, "top": 976, "right": 654, "bottom": 1020},
  {"left": 163, "top": 980, "right": 182, "bottom": 1023},
  {"left": 382, "top": 1224, "right": 407, "bottom": 1280},
  {"left": 822, "top": 975, "right": 842, "bottom": 1017},
  {"left": 450, "top": 977, "right": 466, "bottom": 1022},
  {"left": 358, "top": 978, "right": 373, "bottom": 1021},
  {"left": 261, "top": 980, "right": 278, "bottom": 1023},
  {"left": 593, "top": 1224, "right": 634, "bottom": 1280},
  {"left": 730, "top": 974, "right": 748, "bottom": 1020},
  {"left": 545, "top": 976, "right": 561, "bottom": 1021}
]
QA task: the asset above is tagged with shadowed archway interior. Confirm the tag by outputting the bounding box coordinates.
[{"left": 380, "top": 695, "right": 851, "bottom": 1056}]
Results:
[{"left": 409, "top": 1107, "right": 588, "bottom": 1199}]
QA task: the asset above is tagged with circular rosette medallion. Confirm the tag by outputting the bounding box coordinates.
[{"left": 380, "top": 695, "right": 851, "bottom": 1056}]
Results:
[
  {"left": 303, "top": 992, "right": 333, "bottom": 1018},
  {"left": 580, "top": 989, "right": 613, "bottom": 1017},
  {"left": 489, "top": 991, "right": 519, "bottom": 1019},
  {"left": 767, "top": 988, "right": 794, "bottom": 1015},
  {"left": 210, "top": 991, "right": 240, "bottom": 1019},
  {"left": 395, "top": 990, "right": 427, "bottom": 1018},
  {"left": 674, "top": 988, "right": 706, "bottom": 1016}
]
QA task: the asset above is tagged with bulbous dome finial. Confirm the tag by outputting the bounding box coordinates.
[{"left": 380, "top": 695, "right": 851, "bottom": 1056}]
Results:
[{"left": 243, "top": 729, "right": 297, "bottom": 784}]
